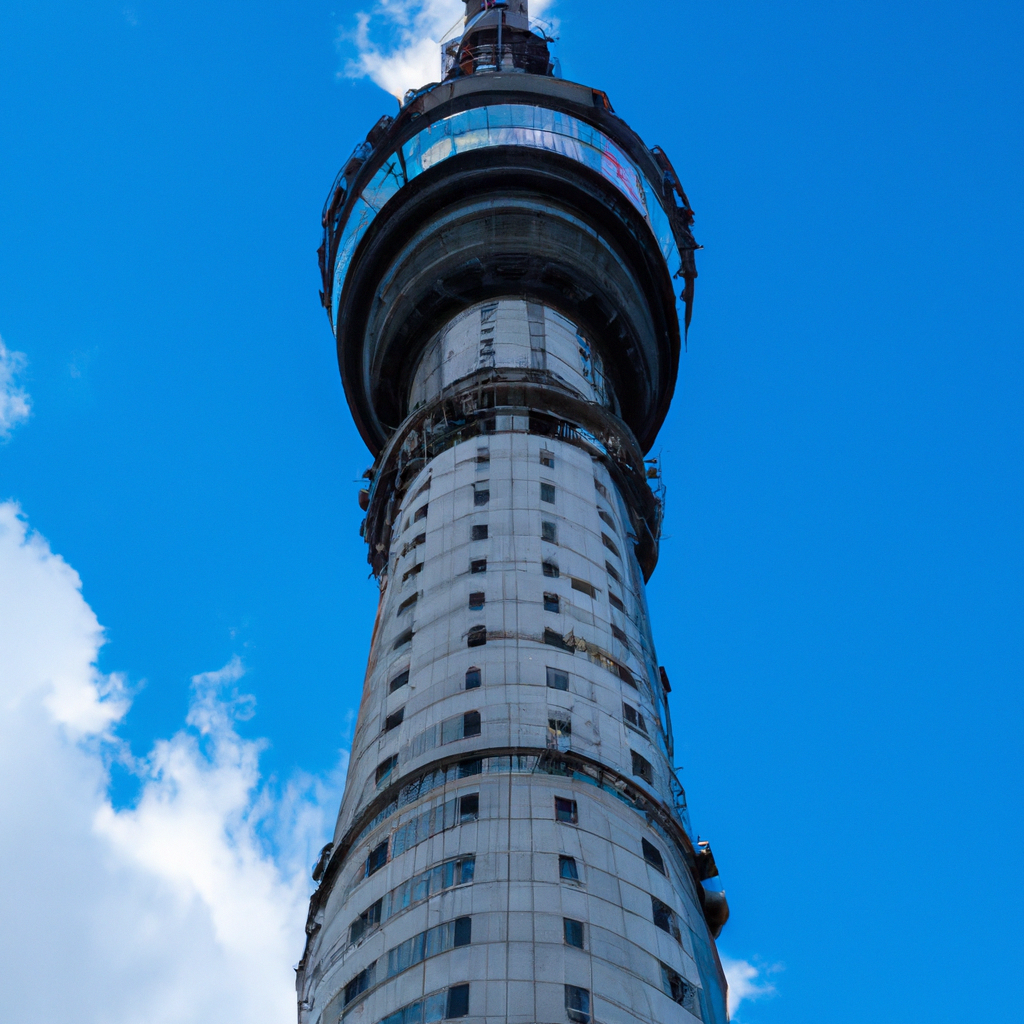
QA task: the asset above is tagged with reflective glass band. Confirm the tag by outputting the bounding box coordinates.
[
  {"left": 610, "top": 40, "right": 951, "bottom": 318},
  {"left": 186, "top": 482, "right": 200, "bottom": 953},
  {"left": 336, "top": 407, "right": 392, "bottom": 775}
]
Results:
[{"left": 332, "top": 104, "right": 684, "bottom": 328}]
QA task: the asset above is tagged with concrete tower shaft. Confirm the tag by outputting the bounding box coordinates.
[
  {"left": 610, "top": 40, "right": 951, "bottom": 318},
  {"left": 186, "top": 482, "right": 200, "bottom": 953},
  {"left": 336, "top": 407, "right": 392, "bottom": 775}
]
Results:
[{"left": 301, "top": 7, "right": 725, "bottom": 1024}]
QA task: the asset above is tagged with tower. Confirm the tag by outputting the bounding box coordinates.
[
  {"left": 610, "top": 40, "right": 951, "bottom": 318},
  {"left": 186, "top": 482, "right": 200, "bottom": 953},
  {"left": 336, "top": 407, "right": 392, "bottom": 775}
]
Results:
[{"left": 298, "top": 3, "right": 729, "bottom": 1022}]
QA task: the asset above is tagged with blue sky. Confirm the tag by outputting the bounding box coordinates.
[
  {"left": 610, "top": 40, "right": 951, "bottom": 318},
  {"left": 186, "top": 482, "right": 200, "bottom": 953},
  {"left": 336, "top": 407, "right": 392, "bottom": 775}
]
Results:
[{"left": 0, "top": 1, "right": 1021, "bottom": 1021}]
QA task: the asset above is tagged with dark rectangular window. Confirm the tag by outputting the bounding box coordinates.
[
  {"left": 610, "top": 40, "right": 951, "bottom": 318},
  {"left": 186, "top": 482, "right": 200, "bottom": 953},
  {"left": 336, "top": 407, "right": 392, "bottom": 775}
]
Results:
[
  {"left": 384, "top": 708, "right": 404, "bottom": 732},
  {"left": 652, "top": 896, "right": 682, "bottom": 941},
  {"left": 542, "top": 560, "right": 559, "bottom": 578},
  {"left": 543, "top": 592, "right": 560, "bottom": 612},
  {"left": 393, "top": 628, "right": 413, "bottom": 651},
  {"left": 463, "top": 711, "right": 481, "bottom": 737},
  {"left": 414, "top": 503, "right": 428, "bottom": 522},
  {"left": 609, "top": 592, "right": 625, "bottom": 612},
  {"left": 389, "top": 669, "right": 410, "bottom": 693},
  {"left": 344, "top": 964, "right": 375, "bottom": 1006},
  {"left": 642, "top": 838, "right": 667, "bottom": 875},
  {"left": 549, "top": 718, "right": 571, "bottom": 737},
  {"left": 349, "top": 898, "right": 382, "bottom": 945},
  {"left": 476, "top": 449, "right": 489, "bottom": 464},
  {"left": 605, "top": 560, "right": 621, "bottom": 583},
  {"left": 397, "top": 593, "right": 418, "bottom": 615},
  {"left": 544, "top": 627, "right": 573, "bottom": 652},
  {"left": 447, "top": 984, "right": 470, "bottom": 1018},
  {"left": 570, "top": 577, "right": 596, "bottom": 598},
  {"left": 366, "top": 840, "right": 388, "bottom": 877},
  {"left": 598, "top": 508, "right": 616, "bottom": 532},
  {"left": 611, "top": 624, "right": 628, "bottom": 643},
  {"left": 471, "top": 524, "right": 488, "bottom": 540},
  {"left": 458, "top": 759, "right": 482, "bottom": 778},
  {"left": 541, "top": 520, "right": 557, "bottom": 543},
  {"left": 602, "top": 532, "right": 620, "bottom": 557},
  {"left": 470, "top": 558, "right": 487, "bottom": 574},
  {"left": 376, "top": 754, "right": 398, "bottom": 784},
  {"left": 458, "top": 793, "right": 479, "bottom": 821},
  {"left": 465, "top": 667, "right": 481, "bottom": 690},
  {"left": 565, "top": 984, "right": 591, "bottom": 1024},
  {"left": 452, "top": 916, "right": 472, "bottom": 947},
  {"left": 468, "top": 591, "right": 485, "bottom": 610},
  {"left": 631, "top": 750, "right": 653, "bottom": 784},
  {"left": 402, "top": 562, "right": 423, "bottom": 582},
  {"left": 594, "top": 478, "right": 608, "bottom": 499},
  {"left": 623, "top": 702, "right": 647, "bottom": 734},
  {"left": 618, "top": 663, "right": 637, "bottom": 687},
  {"left": 563, "top": 918, "right": 584, "bottom": 948},
  {"left": 541, "top": 482, "right": 556, "bottom": 503},
  {"left": 555, "top": 797, "right": 578, "bottom": 823},
  {"left": 467, "top": 624, "right": 486, "bottom": 648},
  {"left": 559, "top": 855, "right": 579, "bottom": 880},
  {"left": 546, "top": 666, "right": 569, "bottom": 690},
  {"left": 660, "top": 962, "right": 698, "bottom": 1012},
  {"left": 473, "top": 487, "right": 489, "bottom": 506},
  {"left": 540, "top": 450, "right": 554, "bottom": 467}
]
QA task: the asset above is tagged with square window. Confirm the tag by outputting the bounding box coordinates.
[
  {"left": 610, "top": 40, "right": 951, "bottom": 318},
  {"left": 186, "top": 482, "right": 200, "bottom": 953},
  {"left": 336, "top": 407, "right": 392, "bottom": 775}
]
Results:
[
  {"left": 393, "top": 628, "right": 413, "bottom": 651},
  {"left": 542, "top": 560, "right": 559, "bottom": 578},
  {"left": 459, "top": 857, "right": 476, "bottom": 883},
  {"left": 465, "top": 667, "right": 481, "bottom": 690},
  {"left": 543, "top": 592, "right": 560, "bottom": 612},
  {"left": 541, "top": 482, "right": 556, "bottom": 503},
  {"left": 598, "top": 508, "right": 616, "bottom": 532},
  {"left": 458, "top": 758, "right": 482, "bottom": 778},
  {"left": 605, "top": 560, "right": 621, "bottom": 583},
  {"left": 468, "top": 591, "right": 485, "bottom": 610},
  {"left": 631, "top": 750, "right": 654, "bottom": 784},
  {"left": 609, "top": 592, "right": 625, "bottom": 612},
  {"left": 541, "top": 520, "right": 557, "bottom": 543},
  {"left": 540, "top": 451, "right": 554, "bottom": 468},
  {"left": 467, "top": 625, "right": 487, "bottom": 648},
  {"left": 458, "top": 793, "right": 479, "bottom": 821},
  {"left": 555, "top": 797, "right": 578, "bottom": 823},
  {"left": 563, "top": 918, "right": 584, "bottom": 948},
  {"left": 661, "top": 963, "right": 698, "bottom": 1011},
  {"left": 384, "top": 708, "right": 404, "bottom": 732},
  {"left": 594, "top": 478, "right": 609, "bottom": 499},
  {"left": 471, "top": 524, "right": 488, "bottom": 540},
  {"left": 564, "top": 984, "right": 591, "bottom": 1024},
  {"left": 559, "top": 855, "right": 579, "bottom": 880},
  {"left": 546, "top": 666, "right": 569, "bottom": 691},
  {"left": 463, "top": 710, "right": 481, "bottom": 737},
  {"left": 611, "top": 624, "right": 628, "bottom": 643},
  {"left": 453, "top": 916, "right": 472, "bottom": 947},
  {"left": 470, "top": 558, "right": 487, "bottom": 574},
  {"left": 602, "top": 532, "right": 620, "bottom": 557},
  {"left": 623, "top": 702, "right": 648, "bottom": 734},
  {"left": 398, "top": 593, "right": 418, "bottom": 615},
  {"left": 474, "top": 487, "right": 489, "bottom": 506},
  {"left": 549, "top": 718, "right": 571, "bottom": 738},
  {"left": 642, "top": 838, "right": 667, "bottom": 875},
  {"left": 447, "top": 983, "right": 470, "bottom": 1018},
  {"left": 375, "top": 754, "right": 398, "bottom": 784},
  {"left": 618, "top": 662, "right": 637, "bottom": 687},
  {"left": 402, "top": 562, "right": 423, "bottom": 582},
  {"left": 544, "top": 628, "right": 574, "bottom": 652},
  {"left": 570, "top": 577, "right": 596, "bottom": 598},
  {"left": 652, "top": 896, "right": 681, "bottom": 941},
  {"left": 365, "top": 840, "right": 388, "bottom": 877},
  {"left": 389, "top": 669, "right": 410, "bottom": 693},
  {"left": 414, "top": 503, "right": 428, "bottom": 522},
  {"left": 476, "top": 449, "right": 490, "bottom": 464}
]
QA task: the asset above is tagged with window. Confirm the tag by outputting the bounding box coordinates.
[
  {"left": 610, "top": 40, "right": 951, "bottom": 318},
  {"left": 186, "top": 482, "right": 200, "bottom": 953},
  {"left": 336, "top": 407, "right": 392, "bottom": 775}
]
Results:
[
  {"left": 393, "top": 628, "right": 413, "bottom": 650},
  {"left": 376, "top": 754, "right": 398, "bottom": 785},
  {"left": 660, "top": 963, "right": 700, "bottom": 1014},
  {"left": 622, "top": 702, "right": 647, "bottom": 734},
  {"left": 541, "top": 520, "right": 557, "bottom": 543},
  {"left": 398, "top": 593, "right": 418, "bottom": 615},
  {"left": 465, "top": 667, "right": 481, "bottom": 690},
  {"left": 611, "top": 624, "right": 628, "bottom": 644},
  {"left": 618, "top": 662, "right": 637, "bottom": 687},
  {"left": 414, "top": 503, "right": 428, "bottom": 522},
  {"left": 543, "top": 592, "right": 560, "bottom": 612},
  {"left": 366, "top": 840, "right": 388, "bottom": 877},
  {"left": 565, "top": 984, "right": 591, "bottom": 1024},
  {"left": 546, "top": 666, "right": 569, "bottom": 691},
  {"left": 563, "top": 918, "right": 584, "bottom": 948},
  {"left": 384, "top": 708, "right": 405, "bottom": 732},
  {"left": 473, "top": 486, "right": 489, "bottom": 506},
  {"left": 476, "top": 448, "right": 489, "bottom": 464},
  {"left": 470, "top": 558, "right": 487, "bottom": 574},
  {"left": 542, "top": 559, "right": 559, "bottom": 578},
  {"left": 540, "top": 450, "right": 555, "bottom": 468},
  {"left": 389, "top": 669, "right": 410, "bottom": 693},
  {"left": 402, "top": 562, "right": 423, "bottom": 582},
  {"left": 631, "top": 750, "right": 654, "bottom": 784},
  {"left": 468, "top": 591, "right": 485, "bottom": 610},
  {"left": 601, "top": 533, "right": 620, "bottom": 557},
  {"left": 412, "top": 477, "right": 431, "bottom": 499},
  {"left": 458, "top": 793, "right": 479, "bottom": 821},
  {"left": 467, "top": 625, "right": 486, "bottom": 648},
  {"left": 463, "top": 710, "right": 481, "bottom": 737},
  {"left": 349, "top": 898, "right": 382, "bottom": 945},
  {"left": 642, "top": 838, "right": 667, "bottom": 875},
  {"left": 598, "top": 508, "right": 616, "bottom": 533},
  {"left": 570, "top": 577, "right": 596, "bottom": 598},
  {"left": 541, "top": 482, "right": 556, "bottom": 503},
  {"left": 549, "top": 718, "right": 571, "bottom": 738},
  {"left": 559, "top": 855, "right": 579, "bottom": 880},
  {"left": 471, "top": 524, "right": 488, "bottom": 540},
  {"left": 609, "top": 592, "right": 625, "bottom": 612},
  {"left": 594, "top": 478, "right": 608, "bottom": 499},
  {"left": 344, "top": 963, "right": 376, "bottom": 1006},
  {"left": 458, "top": 759, "right": 482, "bottom": 778},
  {"left": 452, "top": 916, "right": 472, "bottom": 947},
  {"left": 555, "top": 797, "right": 578, "bottom": 823},
  {"left": 652, "top": 896, "right": 682, "bottom": 941},
  {"left": 544, "top": 628, "right": 573, "bottom": 652},
  {"left": 605, "top": 560, "right": 621, "bottom": 584},
  {"left": 447, "top": 984, "right": 470, "bottom": 1018}
]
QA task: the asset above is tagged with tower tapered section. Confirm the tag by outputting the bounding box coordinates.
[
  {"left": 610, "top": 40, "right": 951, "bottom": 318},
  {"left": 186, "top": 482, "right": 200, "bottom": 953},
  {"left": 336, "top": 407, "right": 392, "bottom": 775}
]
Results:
[{"left": 299, "top": 7, "right": 728, "bottom": 1023}]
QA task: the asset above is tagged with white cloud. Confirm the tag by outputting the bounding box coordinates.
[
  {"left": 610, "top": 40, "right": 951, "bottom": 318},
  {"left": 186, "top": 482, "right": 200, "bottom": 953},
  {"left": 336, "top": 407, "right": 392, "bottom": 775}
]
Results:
[
  {"left": 341, "top": 0, "right": 557, "bottom": 101},
  {"left": 0, "top": 336, "right": 31, "bottom": 439},
  {"left": 0, "top": 501, "right": 345, "bottom": 1024},
  {"left": 722, "top": 955, "right": 780, "bottom": 1018}
]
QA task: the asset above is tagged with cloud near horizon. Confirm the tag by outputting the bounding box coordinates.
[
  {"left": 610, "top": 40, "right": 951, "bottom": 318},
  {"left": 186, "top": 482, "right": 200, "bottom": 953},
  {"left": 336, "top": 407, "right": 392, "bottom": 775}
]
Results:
[{"left": 0, "top": 501, "right": 345, "bottom": 1024}]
